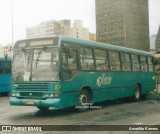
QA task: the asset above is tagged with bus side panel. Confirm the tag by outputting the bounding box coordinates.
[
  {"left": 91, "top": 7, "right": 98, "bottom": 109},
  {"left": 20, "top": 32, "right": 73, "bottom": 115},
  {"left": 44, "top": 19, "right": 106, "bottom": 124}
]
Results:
[
  {"left": 140, "top": 72, "right": 156, "bottom": 95},
  {"left": 104, "top": 72, "right": 156, "bottom": 101},
  {"left": 60, "top": 88, "right": 79, "bottom": 107},
  {"left": 60, "top": 71, "right": 155, "bottom": 106},
  {"left": 0, "top": 74, "right": 11, "bottom": 93}
]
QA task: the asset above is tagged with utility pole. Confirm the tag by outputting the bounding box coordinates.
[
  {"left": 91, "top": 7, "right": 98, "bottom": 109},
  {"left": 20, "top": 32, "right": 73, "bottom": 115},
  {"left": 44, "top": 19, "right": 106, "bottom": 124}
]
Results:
[{"left": 11, "top": 0, "right": 14, "bottom": 46}]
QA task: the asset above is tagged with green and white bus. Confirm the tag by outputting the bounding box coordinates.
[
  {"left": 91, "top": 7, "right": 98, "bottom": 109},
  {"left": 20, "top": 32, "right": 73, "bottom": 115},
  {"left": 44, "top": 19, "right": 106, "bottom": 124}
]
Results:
[{"left": 10, "top": 36, "right": 155, "bottom": 111}]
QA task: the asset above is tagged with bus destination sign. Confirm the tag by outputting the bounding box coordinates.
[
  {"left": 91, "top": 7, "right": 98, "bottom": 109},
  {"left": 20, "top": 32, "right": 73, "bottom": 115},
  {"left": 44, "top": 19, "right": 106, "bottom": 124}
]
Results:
[
  {"left": 30, "top": 40, "right": 53, "bottom": 46},
  {"left": 18, "top": 42, "right": 26, "bottom": 48}
]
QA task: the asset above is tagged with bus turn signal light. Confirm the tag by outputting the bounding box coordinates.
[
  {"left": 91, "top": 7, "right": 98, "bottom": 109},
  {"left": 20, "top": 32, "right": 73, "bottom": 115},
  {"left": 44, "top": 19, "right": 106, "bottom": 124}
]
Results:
[{"left": 54, "top": 93, "right": 59, "bottom": 97}]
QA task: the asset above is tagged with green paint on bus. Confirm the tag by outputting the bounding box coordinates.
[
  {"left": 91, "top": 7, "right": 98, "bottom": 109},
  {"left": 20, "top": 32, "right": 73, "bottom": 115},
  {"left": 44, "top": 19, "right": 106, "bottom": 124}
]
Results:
[{"left": 10, "top": 36, "right": 156, "bottom": 111}]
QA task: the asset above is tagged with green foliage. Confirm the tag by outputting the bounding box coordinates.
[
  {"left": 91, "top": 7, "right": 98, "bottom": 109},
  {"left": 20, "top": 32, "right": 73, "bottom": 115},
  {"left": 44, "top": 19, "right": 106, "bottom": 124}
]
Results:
[
  {"left": 156, "top": 76, "right": 160, "bottom": 84},
  {"left": 146, "top": 93, "right": 160, "bottom": 101},
  {"left": 153, "top": 56, "right": 160, "bottom": 66}
]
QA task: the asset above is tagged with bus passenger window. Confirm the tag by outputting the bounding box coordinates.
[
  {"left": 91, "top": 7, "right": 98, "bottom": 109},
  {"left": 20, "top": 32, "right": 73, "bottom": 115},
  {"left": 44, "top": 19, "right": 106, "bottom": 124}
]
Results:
[
  {"left": 0, "top": 61, "right": 11, "bottom": 74},
  {"left": 62, "top": 48, "right": 78, "bottom": 81},
  {"left": 140, "top": 56, "right": 148, "bottom": 72},
  {"left": 80, "top": 47, "right": 95, "bottom": 70},
  {"left": 148, "top": 57, "right": 153, "bottom": 72},
  {"left": 68, "top": 51, "right": 78, "bottom": 70},
  {"left": 95, "top": 49, "right": 109, "bottom": 71},
  {"left": 109, "top": 51, "right": 121, "bottom": 71},
  {"left": 121, "top": 53, "right": 131, "bottom": 71},
  {"left": 131, "top": 55, "right": 140, "bottom": 71},
  {"left": 62, "top": 49, "right": 68, "bottom": 70}
]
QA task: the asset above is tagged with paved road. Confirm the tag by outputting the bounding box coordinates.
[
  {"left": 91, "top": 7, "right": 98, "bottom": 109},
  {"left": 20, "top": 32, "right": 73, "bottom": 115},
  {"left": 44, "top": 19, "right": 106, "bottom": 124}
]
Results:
[{"left": 0, "top": 96, "right": 160, "bottom": 134}]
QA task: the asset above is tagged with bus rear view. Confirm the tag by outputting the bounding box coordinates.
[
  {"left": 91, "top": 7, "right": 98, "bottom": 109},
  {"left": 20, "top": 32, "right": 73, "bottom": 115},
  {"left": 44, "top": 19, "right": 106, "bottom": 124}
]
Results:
[{"left": 0, "top": 57, "right": 12, "bottom": 96}]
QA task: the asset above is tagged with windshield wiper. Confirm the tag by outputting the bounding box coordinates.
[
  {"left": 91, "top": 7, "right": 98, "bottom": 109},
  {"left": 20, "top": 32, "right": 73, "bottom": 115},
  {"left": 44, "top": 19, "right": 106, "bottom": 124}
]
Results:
[
  {"left": 27, "top": 53, "right": 30, "bottom": 67},
  {"left": 36, "top": 47, "right": 47, "bottom": 68},
  {"left": 22, "top": 48, "right": 30, "bottom": 68},
  {"left": 22, "top": 48, "right": 26, "bottom": 54}
]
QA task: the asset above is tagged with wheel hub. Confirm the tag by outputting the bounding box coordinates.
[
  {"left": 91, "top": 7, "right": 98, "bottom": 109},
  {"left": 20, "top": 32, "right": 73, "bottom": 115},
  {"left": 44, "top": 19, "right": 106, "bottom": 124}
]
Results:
[{"left": 79, "top": 94, "right": 87, "bottom": 105}]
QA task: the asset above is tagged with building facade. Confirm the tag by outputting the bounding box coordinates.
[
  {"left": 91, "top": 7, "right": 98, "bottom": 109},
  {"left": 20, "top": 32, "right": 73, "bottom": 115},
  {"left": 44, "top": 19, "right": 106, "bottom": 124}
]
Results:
[
  {"left": 71, "top": 20, "right": 89, "bottom": 40},
  {"left": 0, "top": 45, "right": 13, "bottom": 58},
  {"left": 58, "top": 20, "right": 71, "bottom": 36},
  {"left": 150, "top": 34, "right": 157, "bottom": 46},
  {"left": 150, "top": 34, "right": 156, "bottom": 53},
  {"left": 89, "top": 33, "right": 96, "bottom": 41},
  {"left": 26, "top": 19, "right": 90, "bottom": 40},
  {"left": 26, "top": 20, "right": 71, "bottom": 39},
  {"left": 155, "top": 26, "right": 160, "bottom": 53},
  {"left": 95, "top": 0, "right": 150, "bottom": 51}
]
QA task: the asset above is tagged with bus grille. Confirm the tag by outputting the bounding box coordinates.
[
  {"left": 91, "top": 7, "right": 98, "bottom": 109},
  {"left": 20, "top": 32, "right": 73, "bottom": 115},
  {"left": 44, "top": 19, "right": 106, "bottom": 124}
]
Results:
[
  {"left": 18, "top": 97, "right": 46, "bottom": 100},
  {"left": 13, "top": 83, "right": 53, "bottom": 99},
  {"left": 20, "top": 92, "right": 43, "bottom": 96},
  {"left": 14, "top": 82, "right": 51, "bottom": 91}
]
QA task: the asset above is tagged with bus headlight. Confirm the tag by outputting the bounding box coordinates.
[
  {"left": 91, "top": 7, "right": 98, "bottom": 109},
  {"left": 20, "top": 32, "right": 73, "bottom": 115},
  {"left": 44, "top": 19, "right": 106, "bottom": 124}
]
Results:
[
  {"left": 16, "top": 92, "right": 20, "bottom": 97},
  {"left": 11, "top": 92, "right": 20, "bottom": 97},
  {"left": 44, "top": 93, "right": 49, "bottom": 97},
  {"left": 11, "top": 92, "right": 15, "bottom": 96},
  {"left": 44, "top": 93, "right": 52, "bottom": 97},
  {"left": 50, "top": 94, "right": 54, "bottom": 97},
  {"left": 43, "top": 93, "right": 58, "bottom": 98}
]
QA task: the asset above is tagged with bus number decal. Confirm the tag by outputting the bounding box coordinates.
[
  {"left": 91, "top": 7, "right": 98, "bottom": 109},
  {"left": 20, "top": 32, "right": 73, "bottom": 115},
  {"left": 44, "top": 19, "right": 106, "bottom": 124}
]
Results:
[{"left": 96, "top": 73, "right": 112, "bottom": 86}]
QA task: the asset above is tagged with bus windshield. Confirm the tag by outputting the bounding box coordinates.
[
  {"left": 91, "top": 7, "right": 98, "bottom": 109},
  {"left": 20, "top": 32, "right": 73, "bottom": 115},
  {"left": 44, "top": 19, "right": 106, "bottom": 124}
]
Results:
[{"left": 12, "top": 47, "right": 59, "bottom": 82}]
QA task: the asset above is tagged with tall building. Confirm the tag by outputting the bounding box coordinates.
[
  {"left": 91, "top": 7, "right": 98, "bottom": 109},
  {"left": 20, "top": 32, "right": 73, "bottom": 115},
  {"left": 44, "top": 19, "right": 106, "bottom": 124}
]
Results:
[
  {"left": 57, "top": 20, "right": 71, "bottom": 36},
  {"left": 89, "top": 33, "right": 96, "bottom": 41},
  {"left": 0, "top": 45, "right": 13, "bottom": 58},
  {"left": 26, "top": 19, "right": 90, "bottom": 40},
  {"left": 150, "top": 34, "right": 157, "bottom": 46},
  {"left": 150, "top": 34, "right": 156, "bottom": 53},
  {"left": 26, "top": 20, "right": 71, "bottom": 39},
  {"left": 71, "top": 20, "right": 89, "bottom": 40},
  {"left": 155, "top": 26, "right": 160, "bottom": 53},
  {"left": 95, "top": 0, "right": 150, "bottom": 51}
]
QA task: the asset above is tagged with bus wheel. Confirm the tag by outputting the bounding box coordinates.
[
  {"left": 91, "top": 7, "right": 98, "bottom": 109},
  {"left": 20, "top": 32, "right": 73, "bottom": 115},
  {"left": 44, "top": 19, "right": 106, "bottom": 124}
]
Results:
[
  {"left": 134, "top": 84, "right": 141, "bottom": 101},
  {"left": 76, "top": 89, "right": 89, "bottom": 112},
  {"left": 37, "top": 106, "right": 49, "bottom": 111}
]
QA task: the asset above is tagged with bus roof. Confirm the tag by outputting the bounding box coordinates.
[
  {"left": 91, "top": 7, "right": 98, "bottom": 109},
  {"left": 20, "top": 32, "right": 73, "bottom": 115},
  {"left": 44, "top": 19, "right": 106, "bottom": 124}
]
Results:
[
  {"left": 15, "top": 36, "right": 153, "bottom": 57},
  {"left": 0, "top": 57, "right": 12, "bottom": 61},
  {"left": 58, "top": 36, "right": 153, "bottom": 57}
]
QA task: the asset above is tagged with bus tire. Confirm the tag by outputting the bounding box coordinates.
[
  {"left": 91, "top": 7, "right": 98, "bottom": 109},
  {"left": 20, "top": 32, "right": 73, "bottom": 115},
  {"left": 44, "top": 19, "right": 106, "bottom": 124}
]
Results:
[
  {"left": 76, "top": 89, "right": 90, "bottom": 112},
  {"left": 133, "top": 84, "right": 141, "bottom": 101},
  {"left": 37, "top": 106, "right": 49, "bottom": 111}
]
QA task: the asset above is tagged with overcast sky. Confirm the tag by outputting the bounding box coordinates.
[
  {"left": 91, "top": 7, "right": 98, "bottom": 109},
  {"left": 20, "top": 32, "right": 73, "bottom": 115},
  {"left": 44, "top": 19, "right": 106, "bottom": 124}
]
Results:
[{"left": 0, "top": 0, "right": 160, "bottom": 45}]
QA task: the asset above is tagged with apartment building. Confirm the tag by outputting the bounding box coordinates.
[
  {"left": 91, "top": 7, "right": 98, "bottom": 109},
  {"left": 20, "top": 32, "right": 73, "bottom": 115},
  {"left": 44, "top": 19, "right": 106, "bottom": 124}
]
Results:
[
  {"left": 95, "top": 0, "right": 150, "bottom": 51},
  {"left": 26, "top": 19, "right": 90, "bottom": 40}
]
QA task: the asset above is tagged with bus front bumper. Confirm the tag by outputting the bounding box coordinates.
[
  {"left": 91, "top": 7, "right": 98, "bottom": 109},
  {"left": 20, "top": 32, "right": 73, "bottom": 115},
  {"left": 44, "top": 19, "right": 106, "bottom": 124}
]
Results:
[{"left": 10, "top": 97, "right": 63, "bottom": 108}]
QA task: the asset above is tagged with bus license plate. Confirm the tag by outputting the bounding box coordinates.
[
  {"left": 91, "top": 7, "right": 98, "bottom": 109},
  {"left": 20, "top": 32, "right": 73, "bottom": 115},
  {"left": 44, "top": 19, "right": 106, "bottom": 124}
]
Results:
[{"left": 26, "top": 100, "right": 34, "bottom": 105}]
